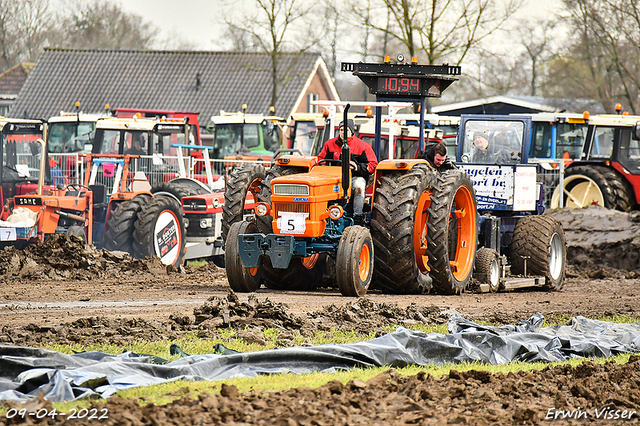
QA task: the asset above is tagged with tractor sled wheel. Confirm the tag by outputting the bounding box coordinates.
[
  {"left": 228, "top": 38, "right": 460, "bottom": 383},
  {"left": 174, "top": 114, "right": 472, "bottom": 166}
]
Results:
[
  {"left": 370, "top": 164, "right": 436, "bottom": 294},
  {"left": 551, "top": 165, "right": 634, "bottom": 211},
  {"left": 427, "top": 170, "right": 478, "bottom": 294},
  {"left": 67, "top": 225, "right": 87, "bottom": 242},
  {"left": 510, "top": 216, "right": 566, "bottom": 291},
  {"left": 225, "top": 221, "right": 262, "bottom": 292},
  {"left": 255, "top": 165, "right": 307, "bottom": 234},
  {"left": 261, "top": 253, "right": 328, "bottom": 291},
  {"left": 474, "top": 247, "right": 500, "bottom": 293},
  {"left": 103, "top": 195, "right": 151, "bottom": 254},
  {"left": 336, "top": 226, "right": 374, "bottom": 297},
  {"left": 222, "top": 163, "right": 267, "bottom": 243},
  {"left": 151, "top": 181, "right": 209, "bottom": 207},
  {"left": 132, "top": 196, "right": 186, "bottom": 266}
]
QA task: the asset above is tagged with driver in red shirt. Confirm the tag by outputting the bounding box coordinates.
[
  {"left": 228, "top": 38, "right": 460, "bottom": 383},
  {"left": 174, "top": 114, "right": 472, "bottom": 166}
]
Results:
[{"left": 318, "top": 119, "right": 378, "bottom": 222}]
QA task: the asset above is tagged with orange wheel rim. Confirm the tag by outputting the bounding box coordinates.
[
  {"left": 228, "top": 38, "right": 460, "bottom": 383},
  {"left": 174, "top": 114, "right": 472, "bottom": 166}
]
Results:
[
  {"left": 359, "top": 243, "right": 371, "bottom": 281},
  {"left": 249, "top": 267, "right": 259, "bottom": 276},
  {"left": 413, "top": 190, "right": 431, "bottom": 272},
  {"left": 451, "top": 185, "right": 476, "bottom": 280},
  {"left": 301, "top": 253, "right": 319, "bottom": 269}
]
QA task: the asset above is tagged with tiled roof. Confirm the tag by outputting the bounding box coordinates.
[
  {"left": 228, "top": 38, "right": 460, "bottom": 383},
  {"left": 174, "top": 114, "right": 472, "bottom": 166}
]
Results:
[
  {"left": 10, "top": 48, "right": 327, "bottom": 121},
  {"left": 0, "top": 63, "right": 33, "bottom": 95}
]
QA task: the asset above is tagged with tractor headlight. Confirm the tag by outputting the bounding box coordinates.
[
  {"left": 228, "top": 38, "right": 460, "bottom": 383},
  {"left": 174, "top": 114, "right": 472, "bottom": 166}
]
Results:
[
  {"left": 200, "top": 218, "right": 213, "bottom": 228},
  {"left": 184, "top": 218, "right": 190, "bottom": 228},
  {"left": 328, "top": 205, "right": 344, "bottom": 220},
  {"left": 255, "top": 203, "right": 270, "bottom": 217}
]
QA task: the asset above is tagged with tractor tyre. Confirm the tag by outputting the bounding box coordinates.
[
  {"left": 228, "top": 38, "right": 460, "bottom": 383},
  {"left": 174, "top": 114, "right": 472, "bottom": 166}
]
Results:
[
  {"left": 255, "top": 165, "right": 307, "bottom": 234},
  {"left": 225, "top": 221, "right": 262, "bottom": 292},
  {"left": 551, "top": 165, "right": 634, "bottom": 211},
  {"left": 103, "top": 195, "right": 151, "bottom": 254},
  {"left": 510, "top": 215, "right": 566, "bottom": 291},
  {"left": 222, "top": 163, "right": 267, "bottom": 243},
  {"left": 474, "top": 247, "right": 500, "bottom": 293},
  {"left": 336, "top": 226, "right": 374, "bottom": 297},
  {"left": 66, "top": 225, "right": 87, "bottom": 242},
  {"left": 370, "top": 164, "right": 436, "bottom": 294},
  {"left": 132, "top": 196, "right": 186, "bottom": 266},
  {"left": 151, "top": 181, "right": 209, "bottom": 207},
  {"left": 427, "top": 170, "right": 478, "bottom": 294},
  {"left": 261, "top": 253, "right": 328, "bottom": 291}
]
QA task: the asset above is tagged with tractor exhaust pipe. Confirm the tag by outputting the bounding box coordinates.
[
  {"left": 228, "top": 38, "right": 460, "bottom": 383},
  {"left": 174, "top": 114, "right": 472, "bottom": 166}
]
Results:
[{"left": 341, "top": 104, "right": 351, "bottom": 199}]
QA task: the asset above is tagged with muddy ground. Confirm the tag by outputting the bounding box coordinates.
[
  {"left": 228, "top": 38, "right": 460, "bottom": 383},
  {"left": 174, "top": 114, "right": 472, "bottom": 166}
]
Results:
[{"left": 1, "top": 206, "right": 640, "bottom": 425}]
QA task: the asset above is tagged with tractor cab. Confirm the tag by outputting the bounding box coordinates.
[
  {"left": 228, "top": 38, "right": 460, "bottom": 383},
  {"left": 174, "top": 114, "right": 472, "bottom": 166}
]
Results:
[{"left": 0, "top": 119, "right": 47, "bottom": 215}]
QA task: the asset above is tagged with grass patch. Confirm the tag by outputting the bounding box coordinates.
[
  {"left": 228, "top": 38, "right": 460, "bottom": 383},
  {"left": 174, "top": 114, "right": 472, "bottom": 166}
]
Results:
[{"left": 8, "top": 317, "right": 640, "bottom": 414}]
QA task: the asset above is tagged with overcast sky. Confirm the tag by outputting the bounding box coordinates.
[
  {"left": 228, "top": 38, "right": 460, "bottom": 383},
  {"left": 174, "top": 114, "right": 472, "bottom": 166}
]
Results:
[{"left": 113, "top": 0, "right": 555, "bottom": 52}]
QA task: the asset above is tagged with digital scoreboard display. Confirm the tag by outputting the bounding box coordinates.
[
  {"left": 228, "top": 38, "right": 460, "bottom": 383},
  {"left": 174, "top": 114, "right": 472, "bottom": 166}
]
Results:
[{"left": 376, "top": 77, "right": 423, "bottom": 95}]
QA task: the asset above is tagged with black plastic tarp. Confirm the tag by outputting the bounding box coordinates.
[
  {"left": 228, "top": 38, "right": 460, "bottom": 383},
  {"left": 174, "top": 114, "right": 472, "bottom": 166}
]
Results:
[{"left": 1, "top": 314, "right": 639, "bottom": 403}]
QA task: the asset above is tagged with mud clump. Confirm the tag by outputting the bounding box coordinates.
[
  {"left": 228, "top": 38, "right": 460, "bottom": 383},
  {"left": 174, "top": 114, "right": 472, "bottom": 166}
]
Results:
[
  {"left": 1, "top": 293, "right": 451, "bottom": 347},
  {"left": 0, "top": 234, "right": 171, "bottom": 281},
  {"left": 551, "top": 206, "right": 640, "bottom": 272}
]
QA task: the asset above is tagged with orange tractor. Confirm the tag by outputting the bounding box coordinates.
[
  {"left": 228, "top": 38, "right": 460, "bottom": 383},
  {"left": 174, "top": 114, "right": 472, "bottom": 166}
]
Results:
[{"left": 226, "top": 59, "right": 478, "bottom": 296}]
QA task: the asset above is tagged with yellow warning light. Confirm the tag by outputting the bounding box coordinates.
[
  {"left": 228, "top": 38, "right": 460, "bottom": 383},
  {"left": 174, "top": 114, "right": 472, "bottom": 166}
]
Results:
[{"left": 583, "top": 111, "right": 590, "bottom": 120}]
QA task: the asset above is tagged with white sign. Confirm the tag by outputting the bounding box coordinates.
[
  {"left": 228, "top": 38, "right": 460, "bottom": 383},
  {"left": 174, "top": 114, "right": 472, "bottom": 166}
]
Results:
[
  {"left": 513, "top": 165, "right": 537, "bottom": 211},
  {"left": 458, "top": 165, "right": 514, "bottom": 208},
  {"left": 0, "top": 227, "right": 17, "bottom": 241},
  {"left": 277, "top": 212, "right": 309, "bottom": 235}
]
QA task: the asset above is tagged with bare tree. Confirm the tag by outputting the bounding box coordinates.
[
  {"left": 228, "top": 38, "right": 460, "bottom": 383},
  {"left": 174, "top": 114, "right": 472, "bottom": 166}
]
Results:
[
  {"left": 550, "top": 0, "right": 640, "bottom": 113},
  {"left": 219, "top": 0, "right": 323, "bottom": 111},
  {"left": 0, "top": 0, "right": 54, "bottom": 71},
  {"left": 352, "top": 0, "right": 522, "bottom": 65},
  {"left": 59, "top": 0, "right": 156, "bottom": 49}
]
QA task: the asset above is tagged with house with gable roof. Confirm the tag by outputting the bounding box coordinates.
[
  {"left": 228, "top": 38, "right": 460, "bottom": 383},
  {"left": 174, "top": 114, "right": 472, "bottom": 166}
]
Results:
[
  {"left": 0, "top": 63, "right": 34, "bottom": 116},
  {"left": 10, "top": 48, "right": 339, "bottom": 129}
]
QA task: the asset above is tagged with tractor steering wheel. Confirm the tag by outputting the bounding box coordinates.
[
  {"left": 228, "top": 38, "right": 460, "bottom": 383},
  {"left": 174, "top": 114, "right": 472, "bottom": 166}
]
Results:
[{"left": 318, "top": 158, "right": 342, "bottom": 166}]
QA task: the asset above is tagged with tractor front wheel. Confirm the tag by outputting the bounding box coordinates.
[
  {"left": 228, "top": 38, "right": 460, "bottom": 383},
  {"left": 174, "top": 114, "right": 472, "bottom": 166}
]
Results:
[
  {"left": 132, "top": 197, "right": 186, "bottom": 266},
  {"left": 225, "top": 221, "right": 262, "bottom": 292},
  {"left": 336, "top": 226, "right": 374, "bottom": 297},
  {"left": 474, "top": 247, "right": 500, "bottom": 293}
]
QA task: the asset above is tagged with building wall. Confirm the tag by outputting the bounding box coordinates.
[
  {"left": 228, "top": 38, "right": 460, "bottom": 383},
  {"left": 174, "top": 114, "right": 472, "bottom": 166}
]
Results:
[{"left": 296, "top": 73, "right": 334, "bottom": 114}]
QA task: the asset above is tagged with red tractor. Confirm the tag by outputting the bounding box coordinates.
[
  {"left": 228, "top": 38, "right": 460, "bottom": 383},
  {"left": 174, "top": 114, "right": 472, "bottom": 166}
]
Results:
[{"left": 550, "top": 114, "right": 640, "bottom": 211}]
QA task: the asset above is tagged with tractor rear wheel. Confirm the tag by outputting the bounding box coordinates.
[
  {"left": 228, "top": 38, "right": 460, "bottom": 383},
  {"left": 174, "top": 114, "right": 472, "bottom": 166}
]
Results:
[
  {"left": 336, "top": 226, "right": 374, "bottom": 297},
  {"left": 370, "top": 164, "right": 436, "bottom": 294},
  {"left": 222, "top": 163, "right": 267, "bottom": 243},
  {"left": 551, "top": 165, "right": 634, "bottom": 211},
  {"left": 261, "top": 253, "right": 328, "bottom": 291},
  {"left": 132, "top": 196, "right": 186, "bottom": 266},
  {"left": 427, "top": 170, "right": 478, "bottom": 294},
  {"left": 225, "top": 221, "right": 262, "bottom": 292},
  {"left": 255, "top": 165, "right": 307, "bottom": 234},
  {"left": 510, "top": 215, "right": 566, "bottom": 290},
  {"left": 103, "top": 195, "right": 151, "bottom": 254},
  {"left": 474, "top": 247, "right": 500, "bottom": 293}
]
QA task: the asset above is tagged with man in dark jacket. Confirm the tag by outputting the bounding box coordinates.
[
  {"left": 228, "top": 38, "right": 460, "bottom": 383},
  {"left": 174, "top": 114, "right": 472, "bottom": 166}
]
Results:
[
  {"left": 417, "top": 142, "right": 456, "bottom": 173},
  {"left": 318, "top": 119, "right": 378, "bottom": 222}
]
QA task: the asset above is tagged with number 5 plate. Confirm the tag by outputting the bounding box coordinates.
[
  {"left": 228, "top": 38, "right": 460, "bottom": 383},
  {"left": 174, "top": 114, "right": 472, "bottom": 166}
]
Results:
[{"left": 277, "top": 212, "right": 309, "bottom": 235}]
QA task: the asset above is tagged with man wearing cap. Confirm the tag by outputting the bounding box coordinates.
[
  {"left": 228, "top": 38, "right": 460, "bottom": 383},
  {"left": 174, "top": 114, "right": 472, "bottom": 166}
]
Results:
[{"left": 318, "top": 119, "right": 378, "bottom": 223}]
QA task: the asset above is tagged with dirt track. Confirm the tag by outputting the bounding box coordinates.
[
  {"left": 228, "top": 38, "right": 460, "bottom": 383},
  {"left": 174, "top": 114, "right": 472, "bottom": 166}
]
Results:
[{"left": 1, "top": 205, "right": 640, "bottom": 424}]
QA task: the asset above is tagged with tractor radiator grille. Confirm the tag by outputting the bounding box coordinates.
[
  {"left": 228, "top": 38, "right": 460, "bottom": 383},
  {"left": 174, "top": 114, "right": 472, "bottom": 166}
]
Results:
[
  {"left": 273, "top": 184, "right": 309, "bottom": 195},
  {"left": 274, "top": 203, "right": 310, "bottom": 216}
]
